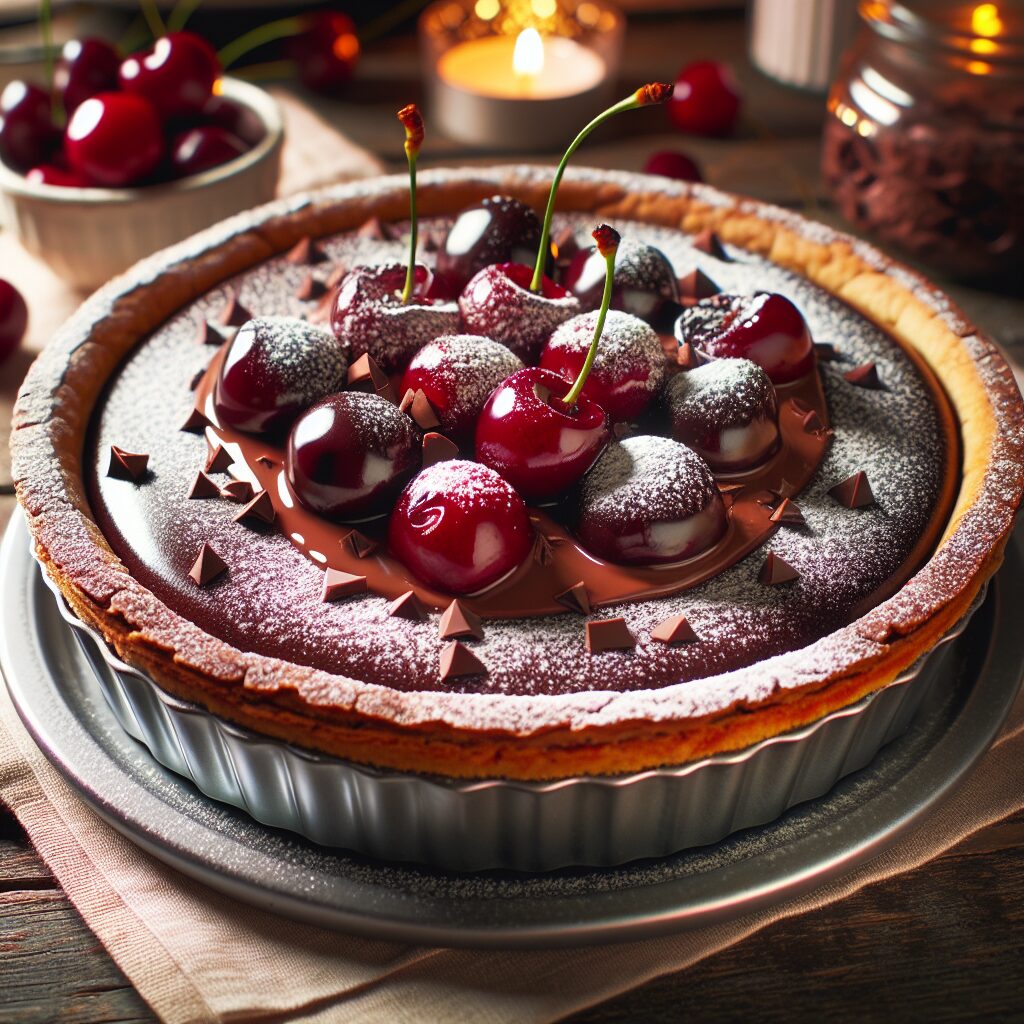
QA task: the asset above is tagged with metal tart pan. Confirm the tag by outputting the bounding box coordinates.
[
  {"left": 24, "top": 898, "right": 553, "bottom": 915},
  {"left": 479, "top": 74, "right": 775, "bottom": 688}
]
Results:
[{"left": 24, "top": 521, "right": 982, "bottom": 872}]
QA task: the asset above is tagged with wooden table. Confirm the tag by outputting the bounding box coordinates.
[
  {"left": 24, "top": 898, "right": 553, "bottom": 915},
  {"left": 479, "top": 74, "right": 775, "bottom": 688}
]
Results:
[{"left": 2, "top": 12, "right": 1022, "bottom": 1023}]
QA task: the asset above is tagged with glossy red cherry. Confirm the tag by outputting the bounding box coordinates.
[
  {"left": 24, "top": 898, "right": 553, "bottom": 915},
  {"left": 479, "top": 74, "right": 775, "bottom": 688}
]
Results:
[
  {"left": 55, "top": 38, "right": 120, "bottom": 115},
  {"left": 433, "top": 196, "right": 545, "bottom": 298},
  {"left": 669, "top": 61, "right": 741, "bottom": 138},
  {"left": 26, "top": 163, "right": 90, "bottom": 187},
  {"left": 171, "top": 125, "right": 247, "bottom": 178},
  {"left": 475, "top": 366, "right": 611, "bottom": 501},
  {"left": 201, "top": 95, "right": 265, "bottom": 147},
  {"left": 459, "top": 262, "right": 580, "bottom": 363},
  {"left": 561, "top": 239, "right": 680, "bottom": 326},
  {"left": 286, "top": 12, "right": 360, "bottom": 95},
  {"left": 64, "top": 92, "right": 164, "bottom": 187},
  {"left": 389, "top": 459, "right": 533, "bottom": 593},
  {"left": 577, "top": 435, "right": 726, "bottom": 565},
  {"left": 119, "top": 32, "right": 220, "bottom": 118},
  {"left": 0, "top": 278, "right": 28, "bottom": 364},
  {"left": 667, "top": 357, "right": 779, "bottom": 471},
  {"left": 400, "top": 334, "right": 523, "bottom": 440},
  {"left": 0, "top": 81, "right": 59, "bottom": 172},
  {"left": 540, "top": 310, "right": 667, "bottom": 423},
  {"left": 215, "top": 316, "right": 350, "bottom": 435},
  {"left": 674, "top": 292, "right": 815, "bottom": 384},
  {"left": 643, "top": 149, "right": 703, "bottom": 182},
  {"left": 287, "top": 392, "right": 419, "bottom": 521}
]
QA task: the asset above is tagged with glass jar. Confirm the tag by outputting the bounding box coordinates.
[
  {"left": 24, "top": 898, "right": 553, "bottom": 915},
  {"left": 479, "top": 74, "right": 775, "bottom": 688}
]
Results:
[{"left": 822, "top": 1, "right": 1024, "bottom": 282}]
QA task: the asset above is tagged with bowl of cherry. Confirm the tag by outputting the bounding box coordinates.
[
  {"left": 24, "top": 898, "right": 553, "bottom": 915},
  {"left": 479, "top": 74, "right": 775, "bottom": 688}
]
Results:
[{"left": 0, "top": 32, "right": 283, "bottom": 291}]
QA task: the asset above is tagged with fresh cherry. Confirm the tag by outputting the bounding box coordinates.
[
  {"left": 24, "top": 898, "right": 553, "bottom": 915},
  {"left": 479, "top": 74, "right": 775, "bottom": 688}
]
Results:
[
  {"left": 286, "top": 11, "right": 360, "bottom": 95},
  {"left": 561, "top": 238, "right": 680, "bottom": 325},
  {"left": 433, "top": 195, "right": 545, "bottom": 298},
  {"left": 388, "top": 459, "right": 533, "bottom": 593},
  {"left": 287, "top": 392, "right": 419, "bottom": 521},
  {"left": 171, "top": 125, "right": 247, "bottom": 177},
  {"left": 26, "top": 163, "right": 90, "bottom": 187},
  {"left": 215, "top": 316, "right": 350, "bottom": 435},
  {"left": 577, "top": 435, "right": 726, "bottom": 565},
  {"left": 119, "top": 32, "right": 220, "bottom": 119},
  {"left": 400, "top": 334, "right": 523, "bottom": 440},
  {"left": 201, "top": 95, "right": 265, "bottom": 147},
  {"left": 540, "top": 309, "right": 667, "bottom": 423},
  {"left": 667, "top": 357, "right": 779, "bottom": 471},
  {"left": 643, "top": 149, "right": 703, "bottom": 182},
  {"left": 0, "top": 81, "right": 58, "bottom": 172},
  {"left": 55, "top": 38, "right": 120, "bottom": 116},
  {"left": 475, "top": 366, "right": 610, "bottom": 501},
  {"left": 669, "top": 61, "right": 741, "bottom": 138},
  {"left": 674, "top": 291, "right": 815, "bottom": 384},
  {"left": 65, "top": 92, "right": 164, "bottom": 187},
  {"left": 0, "top": 278, "right": 28, "bottom": 363},
  {"left": 459, "top": 262, "right": 580, "bottom": 363}
]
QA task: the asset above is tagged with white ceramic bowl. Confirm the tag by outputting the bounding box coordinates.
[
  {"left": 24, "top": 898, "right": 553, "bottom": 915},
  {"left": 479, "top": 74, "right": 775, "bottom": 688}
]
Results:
[{"left": 0, "top": 77, "right": 283, "bottom": 291}]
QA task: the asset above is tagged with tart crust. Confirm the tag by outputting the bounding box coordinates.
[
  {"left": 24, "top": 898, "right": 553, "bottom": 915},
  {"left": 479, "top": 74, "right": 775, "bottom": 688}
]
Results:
[{"left": 12, "top": 167, "right": 1024, "bottom": 779}]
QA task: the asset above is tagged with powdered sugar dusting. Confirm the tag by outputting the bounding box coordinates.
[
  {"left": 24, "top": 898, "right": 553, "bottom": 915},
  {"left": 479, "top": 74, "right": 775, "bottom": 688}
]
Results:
[{"left": 668, "top": 358, "right": 776, "bottom": 428}]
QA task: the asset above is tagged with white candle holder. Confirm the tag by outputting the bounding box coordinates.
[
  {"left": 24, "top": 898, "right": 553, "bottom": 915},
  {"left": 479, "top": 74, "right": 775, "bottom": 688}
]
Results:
[{"left": 420, "top": 0, "right": 624, "bottom": 152}]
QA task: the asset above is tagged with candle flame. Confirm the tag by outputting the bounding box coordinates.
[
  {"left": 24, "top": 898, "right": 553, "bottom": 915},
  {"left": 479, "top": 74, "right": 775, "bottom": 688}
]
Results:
[{"left": 513, "top": 28, "right": 544, "bottom": 78}]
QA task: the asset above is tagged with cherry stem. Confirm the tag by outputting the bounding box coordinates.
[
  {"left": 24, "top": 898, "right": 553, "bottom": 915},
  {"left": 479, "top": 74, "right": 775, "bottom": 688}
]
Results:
[
  {"left": 561, "top": 239, "right": 618, "bottom": 407},
  {"left": 218, "top": 16, "right": 306, "bottom": 70},
  {"left": 39, "top": 0, "right": 60, "bottom": 125},
  {"left": 401, "top": 146, "right": 419, "bottom": 304},
  {"left": 140, "top": 0, "right": 166, "bottom": 40},
  {"left": 167, "top": 0, "right": 204, "bottom": 33}
]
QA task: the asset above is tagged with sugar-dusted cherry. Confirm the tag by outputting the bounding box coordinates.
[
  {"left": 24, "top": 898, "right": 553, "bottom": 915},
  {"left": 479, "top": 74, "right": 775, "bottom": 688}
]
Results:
[
  {"left": 287, "top": 392, "right": 419, "bottom": 521},
  {"left": 0, "top": 81, "right": 59, "bottom": 172},
  {"left": 119, "top": 32, "right": 220, "bottom": 118},
  {"left": 577, "top": 435, "right": 726, "bottom": 564},
  {"left": 0, "top": 278, "right": 28, "bottom": 363},
  {"left": 171, "top": 125, "right": 247, "bottom": 178},
  {"left": 56, "top": 38, "right": 120, "bottom": 115},
  {"left": 64, "top": 92, "right": 164, "bottom": 187},
  {"left": 388, "top": 459, "right": 533, "bottom": 593},
  {"left": 400, "top": 334, "right": 523, "bottom": 440},
  {"left": 675, "top": 291, "right": 815, "bottom": 384},
  {"left": 215, "top": 316, "right": 349, "bottom": 435},
  {"left": 643, "top": 149, "right": 703, "bottom": 182},
  {"left": 669, "top": 61, "right": 741, "bottom": 138},
  {"left": 286, "top": 11, "right": 360, "bottom": 95},
  {"left": 667, "top": 357, "right": 779, "bottom": 471}
]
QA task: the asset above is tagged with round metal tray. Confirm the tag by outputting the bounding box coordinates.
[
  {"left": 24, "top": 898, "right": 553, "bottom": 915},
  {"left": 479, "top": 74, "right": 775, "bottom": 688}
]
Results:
[{"left": 2, "top": 512, "right": 1021, "bottom": 948}]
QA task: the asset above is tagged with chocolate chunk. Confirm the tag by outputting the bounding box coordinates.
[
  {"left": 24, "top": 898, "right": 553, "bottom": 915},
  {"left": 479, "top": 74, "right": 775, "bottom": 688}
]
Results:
[
  {"left": 555, "top": 581, "right": 592, "bottom": 615},
  {"left": 255, "top": 454, "right": 276, "bottom": 468},
  {"left": 234, "top": 490, "right": 275, "bottom": 527},
  {"left": 348, "top": 352, "right": 389, "bottom": 392},
  {"left": 585, "top": 617, "right": 635, "bottom": 653},
  {"left": 400, "top": 388, "right": 441, "bottom": 430},
  {"left": 286, "top": 236, "right": 325, "bottom": 266},
  {"left": 439, "top": 641, "right": 487, "bottom": 681},
  {"left": 678, "top": 267, "right": 721, "bottom": 307},
  {"left": 188, "top": 471, "right": 220, "bottom": 499},
  {"left": 759, "top": 552, "right": 799, "bottom": 585},
  {"left": 357, "top": 216, "right": 396, "bottom": 241},
  {"left": 341, "top": 529, "right": 378, "bottom": 559},
  {"left": 377, "top": 381, "right": 398, "bottom": 404},
  {"left": 801, "top": 408, "right": 825, "bottom": 434},
  {"left": 829, "top": 471, "right": 876, "bottom": 509},
  {"left": 844, "top": 362, "right": 883, "bottom": 389},
  {"left": 321, "top": 568, "right": 368, "bottom": 603},
  {"left": 387, "top": 590, "right": 428, "bottom": 622},
  {"left": 221, "top": 479, "right": 254, "bottom": 504},
  {"left": 189, "top": 543, "right": 227, "bottom": 586},
  {"left": 107, "top": 446, "right": 149, "bottom": 482},
  {"left": 326, "top": 264, "right": 349, "bottom": 290},
  {"left": 189, "top": 367, "right": 205, "bottom": 391},
  {"left": 218, "top": 291, "right": 251, "bottom": 328},
  {"left": 422, "top": 431, "right": 459, "bottom": 467},
  {"left": 769, "top": 497, "right": 804, "bottom": 526},
  {"left": 718, "top": 482, "right": 745, "bottom": 496},
  {"left": 815, "top": 342, "right": 841, "bottom": 362},
  {"left": 776, "top": 478, "right": 798, "bottom": 499},
  {"left": 692, "top": 227, "right": 730, "bottom": 260},
  {"left": 651, "top": 614, "right": 699, "bottom": 645},
  {"left": 205, "top": 444, "right": 233, "bottom": 475},
  {"left": 180, "top": 405, "right": 209, "bottom": 434},
  {"left": 439, "top": 600, "right": 484, "bottom": 641},
  {"left": 294, "top": 274, "right": 326, "bottom": 302},
  {"left": 196, "top": 320, "right": 224, "bottom": 346},
  {"left": 676, "top": 340, "right": 700, "bottom": 369},
  {"left": 533, "top": 533, "right": 555, "bottom": 566}
]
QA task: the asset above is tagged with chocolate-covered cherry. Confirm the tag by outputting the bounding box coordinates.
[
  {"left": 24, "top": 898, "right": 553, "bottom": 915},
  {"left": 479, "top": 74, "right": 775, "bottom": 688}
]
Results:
[
  {"left": 215, "top": 316, "right": 349, "bottom": 435},
  {"left": 675, "top": 291, "right": 815, "bottom": 384},
  {"left": 0, "top": 278, "right": 28, "bottom": 363},
  {"left": 171, "top": 126, "right": 247, "bottom": 177},
  {"left": 65, "top": 92, "right": 164, "bottom": 187},
  {"left": 26, "top": 163, "right": 89, "bottom": 187},
  {"left": 400, "top": 334, "right": 523, "bottom": 440},
  {"left": 563, "top": 239, "right": 680, "bottom": 325},
  {"left": 577, "top": 435, "right": 726, "bottom": 565},
  {"left": 667, "top": 357, "right": 779, "bottom": 471},
  {"left": 56, "top": 38, "right": 120, "bottom": 115},
  {"left": 286, "top": 11, "right": 360, "bottom": 95},
  {"left": 388, "top": 460, "right": 533, "bottom": 593},
  {"left": 119, "top": 32, "right": 220, "bottom": 118},
  {"left": 540, "top": 309, "right": 666, "bottom": 423},
  {"left": 460, "top": 262, "right": 580, "bottom": 363},
  {"left": 287, "top": 392, "right": 418, "bottom": 521},
  {"left": 669, "top": 61, "right": 740, "bottom": 138},
  {"left": 643, "top": 149, "right": 703, "bottom": 182},
  {"left": 0, "top": 81, "right": 58, "bottom": 171},
  {"left": 434, "top": 195, "right": 544, "bottom": 298}
]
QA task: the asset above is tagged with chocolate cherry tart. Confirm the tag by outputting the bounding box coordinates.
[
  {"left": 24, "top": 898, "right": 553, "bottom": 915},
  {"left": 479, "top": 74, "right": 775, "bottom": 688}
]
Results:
[{"left": 12, "top": 166, "right": 1023, "bottom": 783}]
